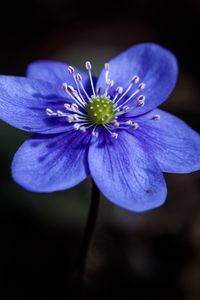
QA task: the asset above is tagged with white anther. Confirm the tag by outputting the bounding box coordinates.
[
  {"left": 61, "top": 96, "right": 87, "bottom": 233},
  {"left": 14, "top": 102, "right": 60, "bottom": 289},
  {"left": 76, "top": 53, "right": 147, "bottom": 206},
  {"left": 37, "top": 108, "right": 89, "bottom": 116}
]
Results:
[
  {"left": 85, "top": 61, "right": 92, "bottom": 70},
  {"left": 131, "top": 122, "right": 139, "bottom": 129},
  {"left": 71, "top": 103, "right": 79, "bottom": 112},
  {"left": 85, "top": 60, "right": 95, "bottom": 96},
  {"left": 68, "top": 66, "right": 75, "bottom": 74},
  {"left": 116, "top": 86, "right": 123, "bottom": 94},
  {"left": 73, "top": 114, "right": 79, "bottom": 120},
  {"left": 103, "top": 105, "right": 107, "bottom": 108},
  {"left": 92, "top": 130, "right": 99, "bottom": 138},
  {"left": 90, "top": 106, "right": 94, "bottom": 110},
  {"left": 112, "top": 132, "right": 118, "bottom": 139},
  {"left": 107, "top": 79, "right": 114, "bottom": 87},
  {"left": 104, "top": 63, "right": 110, "bottom": 71},
  {"left": 99, "top": 109, "right": 102, "bottom": 112},
  {"left": 46, "top": 108, "right": 54, "bottom": 116},
  {"left": 123, "top": 106, "right": 130, "bottom": 112},
  {"left": 80, "top": 126, "right": 86, "bottom": 132},
  {"left": 67, "top": 85, "right": 75, "bottom": 93},
  {"left": 137, "top": 95, "right": 145, "bottom": 107},
  {"left": 113, "top": 120, "right": 120, "bottom": 127},
  {"left": 96, "top": 87, "right": 102, "bottom": 95},
  {"left": 76, "top": 73, "right": 82, "bottom": 81},
  {"left": 67, "top": 116, "right": 74, "bottom": 123},
  {"left": 151, "top": 114, "right": 161, "bottom": 121},
  {"left": 64, "top": 103, "right": 71, "bottom": 110},
  {"left": 125, "top": 120, "right": 133, "bottom": 125},
  {"left": 139, "top": 82, "right": 146, "bottom": 90},
  {"left": 62, "top": 83, "right": 68, "bottom": 91},
  {"left": 131, "top": 75, "right": 140, "bottom": 84},
  {"left": 73, "top": 123, "right": 80, "bottom": 130},
  {"left": 57, "top": 110, "right": 65, "bottom": 117}
]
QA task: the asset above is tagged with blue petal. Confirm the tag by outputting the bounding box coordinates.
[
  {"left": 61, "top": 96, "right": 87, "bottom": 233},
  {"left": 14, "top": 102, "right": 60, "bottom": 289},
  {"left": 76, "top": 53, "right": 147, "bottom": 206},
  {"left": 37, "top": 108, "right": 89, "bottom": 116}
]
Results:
[
  {"left": 97, "top": 43, "right": 178, "bottom": 115},
  {"left": 0, "top": 75, "right": 73, "bottom": 134},
  {"left": 88, "top": 130, "right": 167, "bottom": 212},
  {"left": 12, "top": 130, "right": 90, "bottom": 192},
  {"left": 132, "top": 109, "right": 200, "bottom": 173},
  {"left": 26, "top": 60, "right": 96, "bottom": 96}
]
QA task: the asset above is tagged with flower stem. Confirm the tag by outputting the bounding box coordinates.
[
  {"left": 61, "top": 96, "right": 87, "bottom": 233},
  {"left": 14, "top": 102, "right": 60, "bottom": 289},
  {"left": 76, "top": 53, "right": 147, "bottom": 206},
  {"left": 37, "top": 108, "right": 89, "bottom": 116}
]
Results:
[{"left": 76, "top": 179, "right": 100, "bottom": 291}]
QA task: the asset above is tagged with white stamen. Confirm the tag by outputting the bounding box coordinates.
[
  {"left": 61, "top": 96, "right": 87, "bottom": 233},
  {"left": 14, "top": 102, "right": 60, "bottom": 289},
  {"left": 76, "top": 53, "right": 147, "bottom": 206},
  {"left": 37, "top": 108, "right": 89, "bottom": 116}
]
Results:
[
  {"left": 71, "top": 103, "right": 79, "bottom": 112},
  {"left": 116, "top": 86, "right": 123, "bottom": 94},
  {"left": 85, "top": 61, "right": 92, "bottom": 70},
  {"left": 68, "top": 66, "right": 75, "bottom": 74},
  {"left": 67, "top": 115, "right": 74, "bottom": 123},
  {"left": 113, "top": 86, "right": 123, "bottom": 102},
  {"left": 151, "top": 114, "right": 161, "bottom": 120},
  {"left": 112, "top": 120, "right": 120, "bottom": 127},
  {"left": 80, "top": 126, "right": 86, "bottom": 132},
  {"left": 46, "top": 108, "right": 54, "bottom": 116},
  {"left": 112, "top": 133, "right": 118, "bottom": 139},
  {"left": 72, "top": 114, "right": 80, "bottom": 120},
  {"left": 79, "top": 80, "right": 91, "bottom": 101},
  {"left": 117, "top": 87, "right": 144, "bottom": 110},
  {"left": 104, "top": 63, "right": 110, "bottom": 71},
  {"left": 67, "top": 85, "right": 75, "bottom": 93},
  {"left": 114, "top": 75, "right": 139, "bottom": 106},
  {"left": 76, "top": 73, "right": 82, "bottom": 81},
  {"left": 139, "top": 82, "right": 146, "bottom": 90},
  {"left": 125, "top": 120, "right": 133, "bottom": 125},
  {"left": 71, "top": 74, "right": 87, "bottom": 106},
  {"left": 57, "top": 110, "right": 66, "bottom": 117},
  {"left": 85, "top": 61, "right": 96, "bottom": 96},
  {"left": 131, "top": 122, "right": 139, "bottom": 129},
  {"left": 64, "top": 103, "right": 71, "bottom": 110},
  {"left": 123, "top": 106, "right": 130, "bottom": 112},
  {"left": 104, "top": 62, "right": 110, "bottom": 83},
  {"left": 64, "top": 85, "right": 86, "bottom": 108},
  {"left": 104, "top": 79, "right": 114, "bottom": 96},
  {"left": 107, "top": 79, "right": 114, "bottom": 87},
  {"left": 137, "top": 95, "right": 145, "bottom": 107},
  {"left": 96, "top": 87, "right": 103, "bottom": 95},
  {"left": 132, "top": 75, "right": 140, "bottom": 84},
  {"left": 92, "top": 125, "right": 99, "bottom": 138},
  {"left": 62, "top": 83, "right": 68, "bottom": 91},
  {"left": 92, "top": 131, "right": 99, "bottom": 138},
  {"left": 73, "top": 123, "right": 80, "bottom": 130}
]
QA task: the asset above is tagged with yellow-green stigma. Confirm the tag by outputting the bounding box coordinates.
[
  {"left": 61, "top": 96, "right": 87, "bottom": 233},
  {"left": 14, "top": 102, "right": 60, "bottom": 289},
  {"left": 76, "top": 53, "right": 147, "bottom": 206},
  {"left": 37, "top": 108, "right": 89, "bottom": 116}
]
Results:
[{"left": 86, "top": 96, "right": 116, "bottom": 125}]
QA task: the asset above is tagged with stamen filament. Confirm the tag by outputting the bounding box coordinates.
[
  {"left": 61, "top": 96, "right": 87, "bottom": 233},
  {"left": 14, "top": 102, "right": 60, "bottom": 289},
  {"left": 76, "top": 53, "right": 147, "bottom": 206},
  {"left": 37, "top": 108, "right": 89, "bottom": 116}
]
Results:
[
  {"left": 116, "top": 89, "right": 141, "bottom": 110},
  {"left": 85, "top": 61, "right": 96, "bottom": 96}
]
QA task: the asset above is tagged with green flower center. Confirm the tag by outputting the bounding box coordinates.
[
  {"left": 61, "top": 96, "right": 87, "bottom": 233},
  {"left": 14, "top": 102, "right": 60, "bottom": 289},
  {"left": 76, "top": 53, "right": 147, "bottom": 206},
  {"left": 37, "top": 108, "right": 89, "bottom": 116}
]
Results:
[{"left": 86, "top": 96, "right": 116, "bottom": 125}]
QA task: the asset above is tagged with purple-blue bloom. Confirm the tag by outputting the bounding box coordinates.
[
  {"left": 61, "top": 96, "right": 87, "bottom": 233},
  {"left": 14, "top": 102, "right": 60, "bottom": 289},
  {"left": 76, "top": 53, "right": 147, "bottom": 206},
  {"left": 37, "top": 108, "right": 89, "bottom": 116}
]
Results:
[{"left": 0, "top": 43, "right": 200, "bottom": 212}]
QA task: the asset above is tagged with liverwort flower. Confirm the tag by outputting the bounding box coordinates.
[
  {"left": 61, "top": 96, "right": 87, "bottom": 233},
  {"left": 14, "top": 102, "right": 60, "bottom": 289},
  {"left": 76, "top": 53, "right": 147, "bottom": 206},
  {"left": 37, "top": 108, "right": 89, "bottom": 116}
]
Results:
[{"left": 0, "top": 43, "right": 200, "bottom": 212}]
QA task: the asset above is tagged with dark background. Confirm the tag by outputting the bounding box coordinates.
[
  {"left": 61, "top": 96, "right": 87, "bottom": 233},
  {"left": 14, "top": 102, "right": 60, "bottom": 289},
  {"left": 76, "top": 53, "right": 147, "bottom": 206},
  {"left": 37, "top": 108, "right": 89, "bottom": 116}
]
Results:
[{"left": 0, "top": 0, "right": 200, "bottom": 299}]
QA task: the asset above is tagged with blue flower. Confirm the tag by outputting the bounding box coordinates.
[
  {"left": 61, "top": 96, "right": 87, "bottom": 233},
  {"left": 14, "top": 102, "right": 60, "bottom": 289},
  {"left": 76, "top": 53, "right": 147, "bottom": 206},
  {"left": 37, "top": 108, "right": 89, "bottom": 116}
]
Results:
[{"left": 0, "top": 43, "right": 200, "bottom": 212}]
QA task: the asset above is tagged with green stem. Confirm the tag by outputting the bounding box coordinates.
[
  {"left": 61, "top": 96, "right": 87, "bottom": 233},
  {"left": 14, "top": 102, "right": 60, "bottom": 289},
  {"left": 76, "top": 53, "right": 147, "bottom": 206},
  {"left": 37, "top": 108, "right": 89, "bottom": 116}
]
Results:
[{"left": 76, "top": 179, "right": 100, "bottom": 292}]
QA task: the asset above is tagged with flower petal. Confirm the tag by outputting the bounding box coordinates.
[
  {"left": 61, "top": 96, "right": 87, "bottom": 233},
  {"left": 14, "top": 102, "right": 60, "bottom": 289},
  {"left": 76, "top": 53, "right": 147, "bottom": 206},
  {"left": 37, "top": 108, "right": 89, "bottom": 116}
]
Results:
[
  {"left": 88, "top": 130, "right": 167, "bottom": 212},
  {"left": 26, "top": 60, "right": 96, "bottom": 95},
  {"left": 0, "top": 75, "right": 73, "bottom": 134},
  {"left": 12, "top": 130, "right": 90, "bottom": 192},
  {"left": 132, "top": 109, "right": 200, "bottom": 173},
  {"left": 97, "top": 43, "right": 178, "bottom": 115}
]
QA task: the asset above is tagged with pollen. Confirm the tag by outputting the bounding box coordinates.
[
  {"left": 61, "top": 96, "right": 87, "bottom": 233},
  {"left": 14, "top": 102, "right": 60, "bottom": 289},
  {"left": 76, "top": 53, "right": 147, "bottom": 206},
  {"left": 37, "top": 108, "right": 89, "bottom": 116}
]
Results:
[{"left": 86, "top": 96, "right": 116, "bottom": 124}]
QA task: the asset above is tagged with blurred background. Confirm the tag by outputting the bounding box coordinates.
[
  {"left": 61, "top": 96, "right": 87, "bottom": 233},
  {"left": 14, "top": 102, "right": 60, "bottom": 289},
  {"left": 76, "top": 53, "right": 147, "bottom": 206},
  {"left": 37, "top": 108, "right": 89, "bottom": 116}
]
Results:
[{"left": 0, "top": 0, "right": 200, "bottom": 299}]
